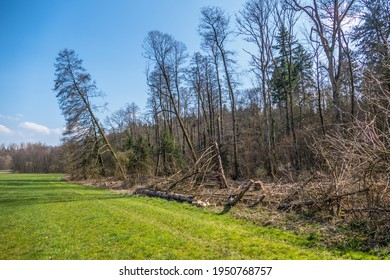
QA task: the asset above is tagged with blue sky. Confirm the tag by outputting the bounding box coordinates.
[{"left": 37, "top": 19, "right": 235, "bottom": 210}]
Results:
[{"left": 0, "top": 0, "right": 248, "bottom": 146}]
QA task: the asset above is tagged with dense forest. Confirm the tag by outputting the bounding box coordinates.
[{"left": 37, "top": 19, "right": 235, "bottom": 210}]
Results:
[
  {"left": 2, "top": 0, "right": 389, "bottom": 246},
  {"left": 52, "top": 0, "right": 389, "bottom": 180},
  {"left": 0, "top": 143, "right": 63, "bottom": 173}
]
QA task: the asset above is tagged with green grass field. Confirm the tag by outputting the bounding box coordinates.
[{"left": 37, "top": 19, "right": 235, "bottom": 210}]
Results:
[{"left": 0, "top": 174, "right": 380, "bottom": 260}]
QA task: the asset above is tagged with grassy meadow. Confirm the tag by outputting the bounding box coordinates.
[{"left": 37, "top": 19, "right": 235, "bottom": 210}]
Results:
[{"left": 0, "top": 174, "right": 382, "bottom": 260}]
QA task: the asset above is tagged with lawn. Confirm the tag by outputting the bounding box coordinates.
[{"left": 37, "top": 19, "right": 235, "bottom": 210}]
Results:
[{"left": 0, "top": 174, "right": 380, "bottom": 259}]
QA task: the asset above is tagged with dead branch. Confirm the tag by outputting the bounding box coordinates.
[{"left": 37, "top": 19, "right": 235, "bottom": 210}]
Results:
[
  {"left": 249, "top": 195, "right": 266, "bottom": 208},
  {"left": 221, "top": 180, "right": 254, "bottom": 214},
  {"left": 213, "top": 142, "right": 229, "bottom": 189},
  {"left": 277, "top": 187, "right": 370, "bottom": 211}
]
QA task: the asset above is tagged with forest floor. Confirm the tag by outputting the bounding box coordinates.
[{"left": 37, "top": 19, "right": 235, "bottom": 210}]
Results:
[{"left": 0, "top": 174, "right": 387, "bottom": 260}]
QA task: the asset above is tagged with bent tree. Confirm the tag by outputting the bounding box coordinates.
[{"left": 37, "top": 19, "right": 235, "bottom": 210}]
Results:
[
  {"left": 143, "top": 31, "right": 198, "bottom": 163},
  {"left": 53, "top": 49, "right": 126, "bottom": 179}
]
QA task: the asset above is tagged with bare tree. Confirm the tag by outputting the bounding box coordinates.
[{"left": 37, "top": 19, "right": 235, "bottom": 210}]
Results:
[
  {"left": 199, "top": 6, "right": 241, "bottom": 179},
  {"left": 143, "top": 31, "right": 197, "bottom": 163},
  {"left": 54, "top": 49, "right": 126, "bottom": 179},
  {"left": 307, "top": 32, "right": 327, "bottom": 135},
  {"left": 237, "top": 0, "right": 276, "bottom": 175},
  {"left": 289, "top": 0, "right": 357, "bottom": 123},
  {"left": 188, "top": 52, "right": 219, "bottom": 149}
]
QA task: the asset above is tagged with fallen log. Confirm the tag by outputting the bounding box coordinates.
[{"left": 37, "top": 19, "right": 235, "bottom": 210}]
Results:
[
  {"left": 220, "top": 180, "right": 254, "bottom": 214},
  {"left": 134, "top": 188, "right": 194, "bottom": 204}
]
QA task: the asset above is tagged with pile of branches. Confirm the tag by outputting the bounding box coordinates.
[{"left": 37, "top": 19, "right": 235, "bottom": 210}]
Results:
[
  {"left": 133, "top": 143, "right": 227, "bottom": 197},
  {"left": 128, "top": 121, "right": 389, "bottom": 245},
  {"left": 132, "top": 142, "right": 267, "bottom": 212},
  {"left": 309, "top": 119, "right": 389, "bottom": 243}
]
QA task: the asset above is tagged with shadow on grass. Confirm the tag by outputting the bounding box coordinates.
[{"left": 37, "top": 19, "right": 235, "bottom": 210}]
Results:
[
  {"left": 0, "top": 179, "right": 65, "bottom": 185},
  {"left": 0, "top": 194, "right": 126, "bottom": 207}
]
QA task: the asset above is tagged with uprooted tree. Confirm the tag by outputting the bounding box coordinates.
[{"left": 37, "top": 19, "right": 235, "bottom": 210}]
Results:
[{"left": 53, "top": 48, "right": 127, "bottom": 179}]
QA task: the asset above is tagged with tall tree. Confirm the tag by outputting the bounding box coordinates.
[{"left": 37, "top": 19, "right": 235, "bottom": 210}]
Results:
[
  {"left": 237, "top": 0, "right": 276, "bottom": 175},
  {"left": 143, "top": 31, "right": 197, "bottom": 163},
  {"left": 188, "top": 52, "right": 219, "bottom": 149},
  {"left": 294, "top": 43, "right": 315, "bottom": 126},
  {"left": 53, "top": 48, "right": 126, "bottom": 179},
  {"left": 199, "top": 6, "right": 241, "bottom": 179},
  {"left": 306, "top": 31, "right": 327, "bottom": 135},
  {"left": 271, "top": 12, "right": 308, "bottom": 170},
  {"left": 271, "top": 25, "right": 298, "bottom": 135},
  {"left": 289, "top": 0, "right": 357, "bottom": 123}
]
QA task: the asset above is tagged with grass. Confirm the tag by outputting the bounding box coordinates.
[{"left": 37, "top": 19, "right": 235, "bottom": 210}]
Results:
[{"left": 0, "top": 174, "right": 382, "bottom": 260}]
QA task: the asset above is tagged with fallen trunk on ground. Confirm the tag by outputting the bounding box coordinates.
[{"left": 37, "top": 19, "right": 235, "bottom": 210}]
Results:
[
  {"left": 134, "top": 188, "right": 195, "bottom": 204},
  {"left": 133, "top": 188, "right": 213, "bottom": 207},
  {"left": 221, "top": 180, "right": 254, "bottom": 214}
]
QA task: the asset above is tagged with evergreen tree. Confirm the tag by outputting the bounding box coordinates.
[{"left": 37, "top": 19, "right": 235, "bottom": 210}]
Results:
[{"left": 271, "top": 25, "right": 299, "bottom": 134}]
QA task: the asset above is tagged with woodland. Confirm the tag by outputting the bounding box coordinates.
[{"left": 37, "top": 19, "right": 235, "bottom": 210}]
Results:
[{"left": 1, "top": 0, "right": 389, "bottom": 251}]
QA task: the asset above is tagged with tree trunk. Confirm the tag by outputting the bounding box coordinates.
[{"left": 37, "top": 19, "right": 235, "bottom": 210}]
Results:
[
  {"left": 212, "top": 49, "right": 224, "bottom": 144},
  {"left": 162, "top": 71, "right": 198, "bottom": 163},
  {"left": 221, "top": 180, "right": 253, "bottom": 214},
  {"left": 213, "top": 142, "right": 229, "bottom": 189},
  {"left": 72, "top": 76, "right": 127, "bottom": 180},
  {"left": 219, "top": 48, "right": 240, "bottom": 179}
]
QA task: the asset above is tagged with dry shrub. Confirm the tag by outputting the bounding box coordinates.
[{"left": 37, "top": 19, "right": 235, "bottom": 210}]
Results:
[{"left": 311, "top": 118, "right": 389, "bottom": 243}]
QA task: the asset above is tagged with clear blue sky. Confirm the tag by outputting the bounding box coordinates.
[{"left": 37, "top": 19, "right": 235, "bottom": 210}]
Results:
[{"left": 0, "top": 0, "right": 248, "bottom": 146}]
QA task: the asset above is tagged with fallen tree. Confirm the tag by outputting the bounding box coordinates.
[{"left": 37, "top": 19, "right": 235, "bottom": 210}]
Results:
[
  {"left": 221, "top": 180, "right": 254, "bottom": 214},
  {"left": 134, "top": 188, "right": 194, "bottom": 204}
]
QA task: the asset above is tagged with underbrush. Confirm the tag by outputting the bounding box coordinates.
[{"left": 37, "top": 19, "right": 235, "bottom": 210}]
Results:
[{"left": 227, "top": 205, "right": 389, "bottom": 259}]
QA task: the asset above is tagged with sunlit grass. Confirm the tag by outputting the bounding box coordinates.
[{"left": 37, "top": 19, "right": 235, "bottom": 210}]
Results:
[{"left": 0, "top": 174, "right": 380, "bottom": 260}]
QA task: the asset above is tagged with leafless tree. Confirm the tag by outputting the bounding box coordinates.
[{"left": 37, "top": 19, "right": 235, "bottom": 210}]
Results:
[
  {"left": 143, "top": 31, "right": 197, "bottom": 163},
  {"left": 288, "top": 0, "right": 357, "bottom": 123},
  {"left": 54, "top": 49, "right": 126, "bottom": 179},
  {"left": 237, "top": 0, "right": 276, "bottom": 175},
  {"left": 199, "top": 6, "right": 241, "bottom": 179}
]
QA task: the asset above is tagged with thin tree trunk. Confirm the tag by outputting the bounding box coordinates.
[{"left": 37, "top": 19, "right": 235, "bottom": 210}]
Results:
[
  {"left": 212, "top": 49, "right": 224, "bottom": 143},
  {"left": 219, "top": 48, "right": 240, "bottom": 179},
  {"left": 342, "top": 34, "right": 356, "bottom": 119},
  {"left": 213, "top": 142, "right": 229, "bottom": 189},
  {"left": 72, "top": 75, "right": 127, "bottom": 179},
  {"left": 162, "top": 72, "right": 198, "bottom": 163}
]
